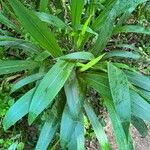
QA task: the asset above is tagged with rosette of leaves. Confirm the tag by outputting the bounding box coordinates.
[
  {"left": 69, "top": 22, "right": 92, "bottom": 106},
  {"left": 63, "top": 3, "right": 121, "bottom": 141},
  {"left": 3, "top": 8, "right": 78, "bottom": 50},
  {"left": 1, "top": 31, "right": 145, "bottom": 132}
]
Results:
[{"left": 0, "top": 0, "right": 150, "bottom": 149}]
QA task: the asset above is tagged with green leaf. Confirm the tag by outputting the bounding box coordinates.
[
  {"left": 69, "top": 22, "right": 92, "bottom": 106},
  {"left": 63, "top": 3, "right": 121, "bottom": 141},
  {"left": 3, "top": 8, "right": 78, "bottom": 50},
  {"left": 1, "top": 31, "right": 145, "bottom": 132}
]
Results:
[
  {"left": 58, "top": 52, "right": 95, "bottom": 61},
  {"left": 125, "top": 70, "right": 150, "bottom": 92},
  {"left": 82, "top": 71, "right": 131, "bottom": 149},
  {"left": 80, "top": 54, "right": 105, "bottom": 72},
  {"left": 60, "top": 105, "right": 84, "bottom": 150},
  {"left": 81, "top": 72, "right": 111, "bottom": 99},
  {"left": 131, "top": 90, "right": 150, "bottom": 122},
  {"left": 28, "top": 60, "right": 75, "bottom": 124},
  {"left": 8, "top": 0, "right": 63, "bottom": 57},
  {"left": 35, "top": 12, "right": 66, "bottom": 29},
  {"left": 11, "top": 73, "right": 44, "bottom": 93},
  {"left": 70, "top": 0, "right": 84, "bottom": 26},
  {"left": 0, "top": 11, "right": 19, "bottom": 32},
  {"left": 104, "top": 98, "right": 129, "bottom": 150},
  {"left": 84, "top": 102, "right": 110, "bottom": 150},
  {"left": 104, "top": 50, "right": 141, "bottom": 60},
  {"left": 35, "top": 117, "right": 58, "bottom": 150},
  {"left": 108, "top": 62, "right": 131, "bottom": 134},
  {"left": 0, "top": 36, "right": 40, "bottom": 56},
  {"left": 113, "top": 25, "right": 150, "bottom": 35},
  {"left": 3, "top": 88, "right": 35, "bottom": 130},
  {"left": 75, "top": 24, "right": 98, "bottom": 36},
  {"left": 60, "top": 73, "right": 85, "bottom": 150},
  {"left": 131, "top": 116, "right": 148, "bottom": 138},
  {"left": 91, "top": 0, "right": 148, "bottom": 56},
  {"left": 39, "top": 0, "right": 49, "bottom": 12},
  {"left": 64, "top": 72, "right": 84, "bottom": 117},
  {"left": 0, "top": 60, "right": 39, "bottom": 75},
  {"left": 77, "top": 16, "right": 92, "bottom": 49},
  {"left": 34, "top": 51, "right": 51, "bottom": 62}
]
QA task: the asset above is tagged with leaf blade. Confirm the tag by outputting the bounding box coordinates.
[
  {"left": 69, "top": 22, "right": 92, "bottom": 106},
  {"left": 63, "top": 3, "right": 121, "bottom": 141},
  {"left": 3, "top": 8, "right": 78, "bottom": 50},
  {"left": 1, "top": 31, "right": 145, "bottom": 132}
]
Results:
[
  {"left": 8, "top": 0, "right": 63, "bottom": 57},
  {"left": 28, "top": 60, "right": 75, "bottom": 124}
]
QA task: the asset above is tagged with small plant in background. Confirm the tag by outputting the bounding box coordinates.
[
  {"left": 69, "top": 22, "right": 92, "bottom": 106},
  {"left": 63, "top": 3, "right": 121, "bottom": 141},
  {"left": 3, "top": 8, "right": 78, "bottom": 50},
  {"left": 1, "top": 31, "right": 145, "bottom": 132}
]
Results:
[{"left": 0, "top": 0, "right": 150, "bottom": 150}]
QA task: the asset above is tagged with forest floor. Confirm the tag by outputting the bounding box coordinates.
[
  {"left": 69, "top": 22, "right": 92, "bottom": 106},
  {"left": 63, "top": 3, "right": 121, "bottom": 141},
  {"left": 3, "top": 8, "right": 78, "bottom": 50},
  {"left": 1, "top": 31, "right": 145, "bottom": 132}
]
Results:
[{"left": 86, "top": 121, "right": 150, "bottom": 150}]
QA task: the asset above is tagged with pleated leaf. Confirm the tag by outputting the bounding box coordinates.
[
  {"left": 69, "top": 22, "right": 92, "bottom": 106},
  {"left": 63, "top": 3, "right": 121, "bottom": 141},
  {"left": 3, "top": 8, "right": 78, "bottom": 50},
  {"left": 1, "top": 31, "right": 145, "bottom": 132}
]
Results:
[
  {"left": 104, "top": 50, "right": 141, "bottom": 60},
  {"left": 131, "top": 116, "right": 148, "bottom": 138},
  {"left": 60, "top": 105, "right": 84, "bottom": 150},
  {"left": 0, "top": 12, "right": 19, "bottom": 32},
  {"left": 0, "top": 36, "right": 40, "bottom": 56},
  {"left": 60, "top": 73, "right": 85, "bottom": 149},
  {"left": 28, "top": 60, "right": 75, "bottom": 124},
  {"left": 35, "top": 12, "right": 66, "bottom": 29},
  {"left": 108, "top": 62, "right": 131, "bottom": 135},
  {"left": 131, "top": 90, "right": 150, "bottom": 122},
  {"left": 81, "top": 73, "right": 111, "bottom": 99},
  {"left": 35, "top": 118, "right": 58, "bottom": 150},
  {"left": 11, "top": 73, "right": 44, "bottom": 93},
  {"left": 39, "top": 0, "right": 49, "bottom": 12},
  {"left": 84, "top": 102, "right": 110, "bottom": 150},
  {"left": 104, "top": 98, "right": 130, "bottom": 150},
  {"left": 0, "top": 60, "right": 39, "bottom": 75},
  {"left": 70, "top": 0, "right": 84, "bottom": 26},
  {"left": 91, "top": 0, "right": 148, "bottom": 56},
  {"left": 83, "top": 72, "right": 129, "bottom": 149},
  {"left": 8, "top": 0, "right": 63, "bottom": 57},
  {"left": 58, "top": 52, "right": 94, "bottom": 61},
  {"left": 113, "top": 25, "right": 150, "bottom": 35},
  {"left": 125, "top": 70, "right": 150, "bottom": 92},
  {"left": 3, "top": 88, "right": 35, "bottom": 130}
]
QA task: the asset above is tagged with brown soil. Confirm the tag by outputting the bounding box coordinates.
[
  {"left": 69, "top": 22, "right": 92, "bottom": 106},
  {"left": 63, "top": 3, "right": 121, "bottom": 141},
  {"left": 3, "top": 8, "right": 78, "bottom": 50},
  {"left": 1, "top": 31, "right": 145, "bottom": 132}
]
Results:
[{"left": 86, "top": 122, "right": 150, "bottom": 150}]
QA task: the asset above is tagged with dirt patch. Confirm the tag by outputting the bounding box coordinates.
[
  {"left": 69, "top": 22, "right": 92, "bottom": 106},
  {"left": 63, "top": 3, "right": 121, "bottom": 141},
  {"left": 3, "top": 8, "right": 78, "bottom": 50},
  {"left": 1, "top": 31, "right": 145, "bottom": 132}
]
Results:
[
  {"left": 105, "top": 122, "right": 150, "bottom": 150},
  {"left": 86, "top": 121, "right": 150, "bottom": 150}
]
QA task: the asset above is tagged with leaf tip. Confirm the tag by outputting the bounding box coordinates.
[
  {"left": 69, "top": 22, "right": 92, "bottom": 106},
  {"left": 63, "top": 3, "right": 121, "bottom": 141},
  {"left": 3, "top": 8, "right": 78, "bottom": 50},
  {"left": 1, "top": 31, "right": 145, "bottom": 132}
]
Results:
[{"left": 28, "top": 112, "right": 37, "bottom": 125}]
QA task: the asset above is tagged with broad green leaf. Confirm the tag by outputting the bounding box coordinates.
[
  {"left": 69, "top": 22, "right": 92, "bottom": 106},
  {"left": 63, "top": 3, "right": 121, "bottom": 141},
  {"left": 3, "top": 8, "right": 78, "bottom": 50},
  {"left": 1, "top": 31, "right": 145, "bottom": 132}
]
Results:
[
  {"left": 70, "top": 0, "right": 84, "bottom": 26},
  {"left": 131, "top": 90, "right": 150, "bottom": 122},
  {"left": 61, "top": 73, "right": 85, "bottom": 149},
  {"left": 116, "top": 7, "right": 135, "bottom": 26},
  {"left": 81, "top": 72, "right": 111, "bottom": 99},
  {"left": 75, "top": 24, "right": 98, "bottom": 36},
  {"left": 0, "top": 36, "right": 41, "bottom": 56},
  {"left": 39, "top": 0, "right": 49, "bottom": 12},
  {"left": 0, "top": 60, "right": 39, "bottom": 75},
  {"left": 84, "top": 102, "right": 110, "bottom": 150},
  {"left": 131, "top": 116, "right": 148, "bottom": 138},
  {"left": 3, "top": 88, "right": 35, "bottom": 131},
  {"left": 108, "top": 62, "right": 131, "bottom": 135},
  {"left": 64, "top": 72, "right": 84, "bottom": 117},
  {"left": 35, "top": 12, "right": 66, "bottom": 29},
  {"left": 36, "top": 94, "right": 65, "bottom": 150},
  {"left": 104, "top": 98, "right": 129, "bottom": 150},
  {"left": 113, "top": 63, "right": 136, "bottom": 72},
  {"left": 77, "top": 16, "right": 92, "bottom": 49},
  {"left": 0, "top": 11, "right": 19, "bottom": 32},
  {"left": 34, "top": 51, "right": 51, "bottom": 61},
  {"left": 83, "top": 71, "right": 130, "bottom": 149},
  {"left": 80, "top": 54, "right": 105, "bottom": 72},
  {"left": 8, "top": 0, "right": 63, "bottom": 57},
  {"left": 35, "top": 117, "right": 58, "bottom": 150},
  {"left": 104, "top": 50, "right": 141, "bottom": 60},
  {"left": 113, "top": 25, "right": 150, "bottom": 35},
  {"left": 58, "top": 52, "right": 94, "bottom": 61},
  {"left": 11, "top": 73, "right": 44, "bottom": 93},
  {"left": 60, "top": 105, "right": 84, "bottom": 150},
  {"left": 125, "top": 70, "right": 150, "bottom": 92},
  {"left": 28, "top": 60, "right": 75, "bottom": 124},
  {"left": 91, "top": 0, "right": 148, "bottom": 56},
  {"left": 139, "top": 88, "right": 150, "bottom": 99}
]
